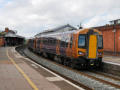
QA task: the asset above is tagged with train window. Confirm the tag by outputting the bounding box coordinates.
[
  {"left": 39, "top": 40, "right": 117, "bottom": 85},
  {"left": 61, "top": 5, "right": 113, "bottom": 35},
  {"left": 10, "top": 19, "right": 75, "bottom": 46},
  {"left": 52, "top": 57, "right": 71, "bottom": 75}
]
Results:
[
  {"left": 53, "top": 39, "right": 56, "bottom": 45},
  {"left": 98, "top": 35, "right": 103, "bottom": 49},
  {"left": 66, "top": 42, "right": 68, "bottom": 47},
  {"left": 54, "top": 40, "right": 56, "bottom": 45},
  {"left": 43, "top": 39, "right": 45, "bottom": 44},
  {"left": 49, "top": 38, "right": 56, "bottom": 45},
  {"left": 64, "top": 41, "right": 66, "bottom": 47},
  {"left": 39, "top": 39, "right": 41, "bottom": 43},
  {"left": 47, "top": 38, "right": 49, "bottom": 45},
  {"left": 64, "top": 40, "right": 68, "bottom": 47},
  {"left": 37, "top": 40, "right": 39, "bottom": 44},
  {"left": 70, "top": 35, "right": 73, "bottom": 48},
  {"left": 42, "top": 38, "right": 44, "bottom": 43},
  {"left": 43, "top": 39, "right": 46, "bottom": 44},
  {"left": 60, "top": 41, "right": 65, "bottom": 47},
  {"left": 44, "top": 39, "right": 47, "bottom": 45},
  {"left": 78, "top": 35, "right": 86, "bottom": 48},
  {"left": 46, "top": 39, "right": 48, "bottom": 45},
  {"left": 50, "top": 39, "right": 52, "bottom": 45},
  {"left": 60, "top": 41, "right": 62, "bottom": 46},
  {"left": 51, "top": 39, "right": 53, "bottom": 45}
]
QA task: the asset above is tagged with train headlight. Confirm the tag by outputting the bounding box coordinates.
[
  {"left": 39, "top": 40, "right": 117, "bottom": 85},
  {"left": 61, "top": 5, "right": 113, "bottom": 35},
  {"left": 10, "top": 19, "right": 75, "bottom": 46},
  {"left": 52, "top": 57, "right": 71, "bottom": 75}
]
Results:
[
  {"left": 98, "top": 52, "right": 102, "bottom": 56},
  {"left": 90, "top": 59, "right": 94, "bottom": 66},
  {"left": 78, "top": 51, "right": 84, "bottom": 55}
]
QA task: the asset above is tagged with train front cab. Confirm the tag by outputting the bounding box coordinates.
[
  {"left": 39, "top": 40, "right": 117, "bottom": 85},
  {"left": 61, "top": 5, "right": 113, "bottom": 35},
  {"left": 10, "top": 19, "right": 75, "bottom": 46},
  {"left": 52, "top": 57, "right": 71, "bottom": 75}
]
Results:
[{"left": 76, "top": 29, "right": 103, "bottom": 68}]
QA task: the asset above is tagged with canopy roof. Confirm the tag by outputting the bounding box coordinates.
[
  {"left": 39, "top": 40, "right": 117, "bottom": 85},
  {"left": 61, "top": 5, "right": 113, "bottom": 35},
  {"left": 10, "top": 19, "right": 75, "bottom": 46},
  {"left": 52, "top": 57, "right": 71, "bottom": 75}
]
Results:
[{"left": 5, "top": 33, "right": 24, "bottom": 38}]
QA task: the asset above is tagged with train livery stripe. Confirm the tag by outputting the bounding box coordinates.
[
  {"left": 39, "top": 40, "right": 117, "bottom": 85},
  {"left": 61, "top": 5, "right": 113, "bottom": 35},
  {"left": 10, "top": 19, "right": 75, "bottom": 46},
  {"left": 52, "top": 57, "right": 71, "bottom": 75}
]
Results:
[{"left": 7, "top": 49, "right": 38, "bottom": 90}]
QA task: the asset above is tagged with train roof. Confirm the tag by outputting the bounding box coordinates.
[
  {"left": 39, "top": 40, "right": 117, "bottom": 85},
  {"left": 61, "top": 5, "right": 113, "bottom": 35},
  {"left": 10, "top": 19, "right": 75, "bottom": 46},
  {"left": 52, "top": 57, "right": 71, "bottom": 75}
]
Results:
[
  {"left": 38, "top": 29, "right": 77, "bottom": 38},
  {"left": 35, "top": 24, "right": 77, "bottom": 37},
  {"left": 36, "top": 28, "right": 102, "bottom": 38}
]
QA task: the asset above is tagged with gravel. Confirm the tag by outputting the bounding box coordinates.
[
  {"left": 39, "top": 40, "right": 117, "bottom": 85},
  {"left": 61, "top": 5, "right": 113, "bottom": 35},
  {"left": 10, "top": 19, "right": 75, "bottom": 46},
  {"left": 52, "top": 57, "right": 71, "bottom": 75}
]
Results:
[
  {"left": 23, "top": 48, "right": 119, "bottom": 90},
  {"left": 84, "top": 71, "right": 120, "bottom": 86}
]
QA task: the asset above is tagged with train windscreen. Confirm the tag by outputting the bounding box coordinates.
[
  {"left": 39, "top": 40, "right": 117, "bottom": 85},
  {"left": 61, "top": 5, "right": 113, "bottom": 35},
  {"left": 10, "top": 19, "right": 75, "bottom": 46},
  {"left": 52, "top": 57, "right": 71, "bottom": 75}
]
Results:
[
  {"left": 78, "top": 35, "right": 86, "bottom": 48},
  {"left": 98, "top": 35, "right": 103, "bottom": 49}
]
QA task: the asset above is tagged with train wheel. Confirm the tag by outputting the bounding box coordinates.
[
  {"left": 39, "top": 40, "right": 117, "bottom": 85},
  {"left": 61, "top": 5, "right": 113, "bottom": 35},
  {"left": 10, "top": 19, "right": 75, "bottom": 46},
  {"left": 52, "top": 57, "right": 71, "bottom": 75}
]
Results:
[
  {"left": 58, "top": 57, "right": 64, "bottom": 64},
  {"left": 63, "top": 58, "right": 67, "bottom": 66},
  {"left": 63, "top": 58, "right": 69, "bottom": 66},
  {"left": 97, "top": 62, "right": 103, "bottom": 71},
  {"left": 57, "top": 57, "right": 62, "bottom": 64},
  {"left": 70, "top": 60, "right": 76, "bottom": 69},
  {"left": 70, "top": 63, "right": 76, "bottom": 69},
  {"left": 43, "top": 52, "right": 48, "bottom": 58},
  {"left": 48, "top": 54, "right": 54, "bottom": 60},
  {"left": 78, "top": 64, "right": 83, "bottom": 70},
  {"left": 60, "top": 57, "right": 64, "bottom": 65},
  {"left": 54, "top": 56, "right": 57, "bottom": 62}
]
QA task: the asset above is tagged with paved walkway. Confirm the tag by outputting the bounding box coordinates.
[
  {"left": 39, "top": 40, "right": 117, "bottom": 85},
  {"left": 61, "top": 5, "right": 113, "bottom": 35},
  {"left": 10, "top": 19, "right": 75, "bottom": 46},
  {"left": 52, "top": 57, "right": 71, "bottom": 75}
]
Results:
[
  {"left": 103, "top": 55, "right": 120, "bottom": 64},
  {"left": 0, "top": 47, "right": 60, "bottom": 90}
]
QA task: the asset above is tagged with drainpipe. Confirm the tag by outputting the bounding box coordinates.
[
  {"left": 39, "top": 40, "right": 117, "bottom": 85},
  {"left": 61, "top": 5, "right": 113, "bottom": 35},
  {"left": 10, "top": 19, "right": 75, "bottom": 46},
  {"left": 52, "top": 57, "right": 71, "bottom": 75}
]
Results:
[{"left": 112, "top": 25, "right": 116, "bottom": 55}]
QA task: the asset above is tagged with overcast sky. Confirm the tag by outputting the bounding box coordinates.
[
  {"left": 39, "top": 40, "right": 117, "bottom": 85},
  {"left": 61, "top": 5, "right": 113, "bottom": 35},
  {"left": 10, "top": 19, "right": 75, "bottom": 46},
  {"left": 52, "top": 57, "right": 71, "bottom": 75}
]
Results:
[{"left": 0, "top": 0, "right": 120, "bottom": 38}]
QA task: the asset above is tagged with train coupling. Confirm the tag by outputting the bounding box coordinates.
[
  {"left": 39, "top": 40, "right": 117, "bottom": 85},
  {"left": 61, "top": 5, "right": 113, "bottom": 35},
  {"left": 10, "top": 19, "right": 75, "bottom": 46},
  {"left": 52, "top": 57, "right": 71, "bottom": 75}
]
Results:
[{"left": 89, "top": 59, "right": 95, "bottom": 66}]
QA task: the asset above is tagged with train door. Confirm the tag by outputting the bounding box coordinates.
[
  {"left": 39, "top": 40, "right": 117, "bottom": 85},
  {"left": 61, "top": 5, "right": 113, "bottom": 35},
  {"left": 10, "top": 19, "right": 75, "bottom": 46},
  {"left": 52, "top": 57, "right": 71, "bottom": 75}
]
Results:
[
  {"left": 36, "top": 38, "right": 40, "bottom": 52},
  {"left": 88, "top": 35, "right": 97, "bottom": 59},
  {"left": 39, "top": 38, "right": 41, "bottom": 52},
  {"left": 66, "top": 34, "right": 73, "bottom": 57},
  {"left": 59, "top": 33, "right": 67, "bottom": 56},
  {"left": 34, "top": 38, "right": 37, "bottom": 50},
  {"left": 56, "top": 40, "right": 60, "bottom": 55}
]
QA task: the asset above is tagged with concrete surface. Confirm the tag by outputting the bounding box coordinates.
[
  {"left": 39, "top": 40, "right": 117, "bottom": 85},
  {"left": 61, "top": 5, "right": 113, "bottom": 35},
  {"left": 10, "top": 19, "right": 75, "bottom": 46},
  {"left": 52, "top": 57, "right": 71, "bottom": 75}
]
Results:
[{"left": 0, "top": 47, "right": 61, "bottom": 90}]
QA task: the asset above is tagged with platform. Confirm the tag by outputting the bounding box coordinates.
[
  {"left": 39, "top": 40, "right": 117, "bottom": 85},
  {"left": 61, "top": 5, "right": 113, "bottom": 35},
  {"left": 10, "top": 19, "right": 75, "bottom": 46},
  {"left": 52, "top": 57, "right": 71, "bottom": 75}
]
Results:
[
  {"left": 103, "top": 55, "right": 120, "bottom": 64},
  {"left": 0, "top": 47, "right": 82, "bottom": 90}
]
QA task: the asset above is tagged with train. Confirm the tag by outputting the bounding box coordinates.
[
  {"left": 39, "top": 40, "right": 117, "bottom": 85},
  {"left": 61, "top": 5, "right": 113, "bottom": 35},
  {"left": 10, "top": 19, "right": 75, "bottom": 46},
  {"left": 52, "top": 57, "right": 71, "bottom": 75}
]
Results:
[{"left": 28, "top": 28, "right": 103, "bottom": 69}]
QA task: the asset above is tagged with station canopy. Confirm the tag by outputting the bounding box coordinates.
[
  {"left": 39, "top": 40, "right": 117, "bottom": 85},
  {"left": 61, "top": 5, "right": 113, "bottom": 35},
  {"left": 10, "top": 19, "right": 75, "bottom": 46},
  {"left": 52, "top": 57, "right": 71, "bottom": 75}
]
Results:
[{"left": 4, "top": 33, "right": 24, "bottom": 39}]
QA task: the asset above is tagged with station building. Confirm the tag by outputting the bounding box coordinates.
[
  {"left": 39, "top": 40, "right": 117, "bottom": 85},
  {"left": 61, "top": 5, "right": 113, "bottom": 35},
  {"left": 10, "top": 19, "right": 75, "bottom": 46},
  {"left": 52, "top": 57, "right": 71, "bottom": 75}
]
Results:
[
  {"left": 94, "top": 19, "right": 120, "bottom": 54},
  {"left": 0, "top": 27, "right": 25, "bottom": 46}
]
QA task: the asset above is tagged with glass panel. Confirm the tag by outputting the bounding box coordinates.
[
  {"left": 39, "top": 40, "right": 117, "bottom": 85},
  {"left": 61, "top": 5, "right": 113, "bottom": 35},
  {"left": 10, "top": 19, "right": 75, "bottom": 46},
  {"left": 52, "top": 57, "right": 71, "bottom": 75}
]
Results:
[
  {"left": 98, "top": 35, "right": 103, "bottom": 48},
  {"left": 70, "top": 35, "right": 73, "bottom": 48},
  {"left": 78, "top": 35, "right": 85, "bottom": 48}
]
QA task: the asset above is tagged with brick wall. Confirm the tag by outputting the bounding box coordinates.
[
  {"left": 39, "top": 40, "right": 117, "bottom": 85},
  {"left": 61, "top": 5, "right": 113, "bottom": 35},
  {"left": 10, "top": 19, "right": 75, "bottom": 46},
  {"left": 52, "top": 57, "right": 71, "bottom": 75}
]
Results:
[
  {"left": 95, "top": 24, "right": 120, "bottom": 53},
  {"left": 0, "top": 37, "right": 4, "bottom": 46}
]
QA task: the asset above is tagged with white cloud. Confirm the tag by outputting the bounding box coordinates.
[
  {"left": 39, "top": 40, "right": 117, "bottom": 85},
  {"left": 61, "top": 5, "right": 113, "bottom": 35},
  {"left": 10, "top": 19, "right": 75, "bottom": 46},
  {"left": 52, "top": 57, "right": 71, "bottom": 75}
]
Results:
[{"left": 0, "top": 0, "right": 120, "bottom": 38}]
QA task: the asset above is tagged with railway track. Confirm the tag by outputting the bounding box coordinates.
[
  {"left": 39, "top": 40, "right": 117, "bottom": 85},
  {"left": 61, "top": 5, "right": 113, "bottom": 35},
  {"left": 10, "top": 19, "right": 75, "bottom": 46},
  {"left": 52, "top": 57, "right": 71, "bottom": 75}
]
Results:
[
  {"left": 16, "top": 46, "right": 91, "bottom": 90},
  {"left": 16, "top": 46, "right": 120, "bottom": 90},
  {"left": 79, "top": 71, "right": 120, "bottom": 89},
  {"left": 49, "top": 59, "right": 120, "bottom": 89},
  {"left": 46, "top": 57, "right": 120, "bottom": 89},
  {"left": 92, "top": 71, "right": 120, "bottom": 81}
]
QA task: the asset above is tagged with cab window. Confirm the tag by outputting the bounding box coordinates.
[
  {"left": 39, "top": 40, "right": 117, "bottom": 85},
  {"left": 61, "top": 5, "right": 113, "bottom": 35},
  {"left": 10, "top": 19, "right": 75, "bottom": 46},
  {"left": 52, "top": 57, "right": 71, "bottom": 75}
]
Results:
[
  {"left": 78, "top": 35, "right": 86, "bottom": 48},
  {"left": 98, "top": 35, "right": 103, "bottom": 49}
]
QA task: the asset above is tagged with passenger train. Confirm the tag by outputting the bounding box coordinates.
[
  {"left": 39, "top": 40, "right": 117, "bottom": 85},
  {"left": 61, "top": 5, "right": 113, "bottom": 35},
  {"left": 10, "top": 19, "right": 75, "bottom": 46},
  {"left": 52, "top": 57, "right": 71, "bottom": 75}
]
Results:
[{"left": 28, "top": 29, "right": 103, "bottom": 69}]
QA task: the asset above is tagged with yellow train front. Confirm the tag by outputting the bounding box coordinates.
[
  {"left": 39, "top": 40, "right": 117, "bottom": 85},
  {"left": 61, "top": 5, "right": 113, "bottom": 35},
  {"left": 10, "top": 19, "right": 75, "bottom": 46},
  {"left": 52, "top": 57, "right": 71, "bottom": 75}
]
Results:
[
  {"left": 28, "top": 28, "right": 103, "bottom": 69},
  {"left": 71, "top": 29, "right": 103, "bottom": 69}
]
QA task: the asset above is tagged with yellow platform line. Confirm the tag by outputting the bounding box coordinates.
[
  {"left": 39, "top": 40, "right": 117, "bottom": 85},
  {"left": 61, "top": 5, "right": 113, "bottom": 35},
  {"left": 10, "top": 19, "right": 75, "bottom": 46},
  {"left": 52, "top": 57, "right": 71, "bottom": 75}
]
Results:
[{"left": 7, "top": 49, "right": 38, "bottom": 90}]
